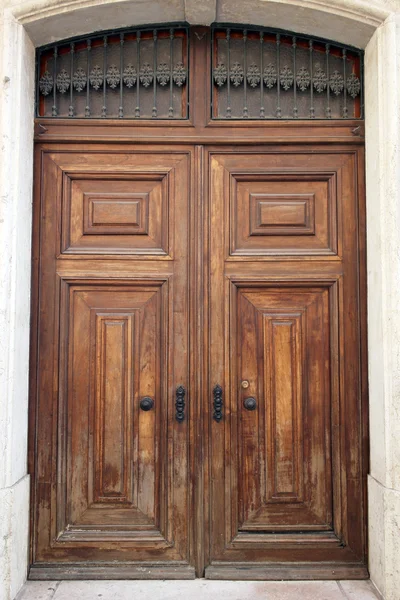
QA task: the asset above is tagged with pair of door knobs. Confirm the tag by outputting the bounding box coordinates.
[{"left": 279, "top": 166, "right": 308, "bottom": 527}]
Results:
[{"left": 140, "top": 387, "right": 256, "bottom": 412}]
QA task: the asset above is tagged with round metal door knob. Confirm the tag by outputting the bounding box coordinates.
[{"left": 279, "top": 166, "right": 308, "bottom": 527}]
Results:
[
  {"left": 140, "top": 397, "right": 154, "bottom": 411},
  {"left": 243, "top": 397, "right": 257, "bottom": 411}
]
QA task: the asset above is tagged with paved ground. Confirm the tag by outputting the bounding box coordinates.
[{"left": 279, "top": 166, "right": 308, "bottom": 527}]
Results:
[{"left": 16, "top": 580, "right": 380, "bottom": 600}]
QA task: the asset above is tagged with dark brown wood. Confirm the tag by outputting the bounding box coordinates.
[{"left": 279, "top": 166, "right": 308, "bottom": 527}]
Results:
[
  {"left": 205, "top": 564, "right": 369, "bottom": 580},
  {"left": 29, "top": 28, "right": 368, "bottom": 580},
  {"left": 29, "top": 564, "right": 196, "bottom": 580}
]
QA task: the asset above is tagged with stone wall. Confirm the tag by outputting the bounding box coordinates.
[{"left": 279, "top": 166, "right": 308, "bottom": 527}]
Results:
[
  {"left": 365, "top": 13, "right": 400, "bottom": 600},
  {"left": 0, "top": 10, "right": 34, "bottom": 600}
]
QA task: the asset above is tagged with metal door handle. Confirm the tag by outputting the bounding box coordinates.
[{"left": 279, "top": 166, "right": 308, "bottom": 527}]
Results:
[
  {"left": 213, "top": 384, "right": 223, "bottom": 422},
  {"left": 140, "top": 397, "right": 154, "bottom": 411},
  {"left": 243, "top": 397, "right": 257, "bottom": 411},
  {"left": 175, "top": 385, "right": 186, "bottom": 422}
]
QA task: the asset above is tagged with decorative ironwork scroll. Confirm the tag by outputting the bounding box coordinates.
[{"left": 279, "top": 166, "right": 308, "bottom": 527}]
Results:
[
  {"left": 212, "top": 25, "right": 363, "bottom": 119},
  {"left": 36, "top": 23, "right": 364, "bottom": 120},
  {"left": 36, "top": 25, "right": 188, "bottom": 119}
]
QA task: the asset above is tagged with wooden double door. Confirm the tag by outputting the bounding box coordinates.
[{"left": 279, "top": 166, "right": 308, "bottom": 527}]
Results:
[{"left": 30, "top": 142, "right": 368, "bottom": 580}]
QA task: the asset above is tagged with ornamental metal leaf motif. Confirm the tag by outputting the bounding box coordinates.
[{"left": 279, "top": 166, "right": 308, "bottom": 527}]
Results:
[
  {"left": 90, "top": 65, "right": 103, "bottom": 90},
  {"left": 173, "top": 62, "right": 186, "bottom": 86},
  {"left": 213, "top": 63, "right": 227, "bottom": 87},
  {"left": 139, "top": 63, "right": 154, "bottom": 88},
  {"left": 313, "top": 64, "right": 328, "bottom": 93},
  {"left": 329, "top": 70, "right": 344, "bottom": 96},
  {"left": 72, "top": 67, "right": 87, "bottom": 92},
  {"left": 39, "top": 71, "right": 53, "bottom": 96},
  {"left": 230, "top": 62, "right": 244, "bottom": 87},
  {"left": 156, "top": 63, "right": 170, "bottom": 86},
  {"left": 280, "top": 65, "right": 294, "bottom": 90},
  {"left": 263, "top": 63, "right": 277, "bottom": 89},
  {"left": 347, "top": 72, "right": 361, "bottom": 98},
  {"left": 122, "top": 64, "right": 137, "bottom": 88},
  {"left": 246, "top": 64, "right": 261, "bottom": 88},
  {"left": 56, "top": 69, "right": 70, "bottom": 94},
  {"left": 106, "top": 65, "right": 120, "bottom": 89},
  {"left": 296, "top": 66, "right": 310, "bottom": 92}
]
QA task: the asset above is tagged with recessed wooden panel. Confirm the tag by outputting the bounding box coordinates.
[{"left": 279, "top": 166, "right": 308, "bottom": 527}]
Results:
[
  {"left": 85, "top": 193, "right": 149, "bottom": 235},
  {"left": 232, "top": 175, "right": 335, "bottom": 255},
  {"left": 94, "top": 317, "right": 132, "bottom": 502},
  {"left": 268, "top": 317, "right": 302, "bottom": 500},
  {"left": 64, "top": 283, "right": 162, "bottom": 534},
  {"left": 237, "top": 286, "right": 332, "bottom": 532},
  {"left": 250, "top": 194, "right": 315, "bottom": 235},
  {"left": 210, "top": 153, "right": 341, "bottom": 257},
  {"left": 62, "top": 174, "right": 168, "bottom": 255}
]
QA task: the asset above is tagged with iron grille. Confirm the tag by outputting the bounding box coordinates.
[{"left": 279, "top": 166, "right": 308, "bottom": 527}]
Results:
[
  {"left": 36, "top": 24, "right": 189, "bottom": 119},
  {"left": 212, "top": 25, "right": 363, "bottom": 119}
]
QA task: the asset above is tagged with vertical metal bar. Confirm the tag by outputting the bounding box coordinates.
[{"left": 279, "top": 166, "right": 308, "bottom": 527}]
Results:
[
  {"left": 226, "top": 28, "right": 231, "bottom": 119},
  {"left": 169, "top": 28, "right": 174, "bottom": 118},
  {"left": 276, "top": 33, "right": 281, "bottom": 119},
  {"left": 359, "top": 50, "right": 364, "bottom": 119},
  {"left": 185, "top": 26, "right": 189, "bottom": 118},
  {"left": 135, "top": 31, "right": 140, "bottom": 118},
  {"left": 119, "top": 33, "right": 124, "bottom": 118},
  {"left": 325, "top": 43, "right": 331, "bottom": 118},
  {"left": 69, "top": 42, "right": 74, "bottom": 117},
  {"left": 260, "top": 31, "right": 264, "bottom": 118},
  {"left": 102, "top": 36, "right": 107, "bottom": 118},
  {"left": 152, "top": 29, "right": 157, "bottom": 118},
  {"left": 52, "top": 46, "right": 57, "bottom": 116},
  {"left": 35, "top": 50, "right": 40, "bottom": 117},
  {"left": 342, "top": 48, "right": 348, "bottom": 118},
  {"left": 309, "top": 39, "right": 314, "bottom": 118},
  {"left": 211, "top": 28, "right": 215, "bottom": 118},
  {"left": 293, "top": 36, "right": 298, "bottom": 118},
  {"left": 85, "top": 40, "right": 91, "bottom": 117},
  {"left": 243, "top": 29, "right": 248, "bottom": 118}
]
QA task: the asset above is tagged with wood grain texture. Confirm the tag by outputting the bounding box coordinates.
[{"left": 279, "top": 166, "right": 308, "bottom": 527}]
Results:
[
  {"left": 236, "top": 286, "right": 332, "bottom": 532},
  {"left": 30, "top": 147, "right": 192, "bottom": 571},
  {"left": 207, "top": 147, "right": 367, "bottom": 570},
  {"left": 29, "top": 31, "right": 368, "bottom": 579}
]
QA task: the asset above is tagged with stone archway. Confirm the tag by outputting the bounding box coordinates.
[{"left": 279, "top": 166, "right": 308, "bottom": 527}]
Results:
[{"left": 0, "top": 1, "right": 399, "bottom": 599}]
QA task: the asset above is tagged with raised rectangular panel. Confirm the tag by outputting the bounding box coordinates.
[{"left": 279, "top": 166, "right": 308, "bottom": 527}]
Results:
[
  {"left": 236, "top": 286, "right": 332, "bottom": 532},
  {"left": 62, "top": 174, "right": 168, "bottom": 255},
  {"left": 84, "top": 193, "right": 149, "bottom": 235},
  {"left": 60, "top": 282, "right": 164, "bottom": 537},
  {"left": 250, "top": 193, "right": 315, "bottom": 235},
  {"left": 94, "top": 317, "right": 132, "bottom": 502},
  {"left": 232, "top": 175, "right": 335, "bottom": 255},
  {"left": 267, "top": 317, "right": 302, "bottom": 501}
]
